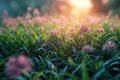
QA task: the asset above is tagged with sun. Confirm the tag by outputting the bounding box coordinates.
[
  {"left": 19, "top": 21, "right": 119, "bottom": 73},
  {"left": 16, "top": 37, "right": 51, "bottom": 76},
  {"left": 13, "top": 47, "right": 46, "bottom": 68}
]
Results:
[
  {"left": 69, "top": 0, "right": 92, "bottom": 9},
  {"left": 68, "top": 0, "right": 93, "bottom": 16}
]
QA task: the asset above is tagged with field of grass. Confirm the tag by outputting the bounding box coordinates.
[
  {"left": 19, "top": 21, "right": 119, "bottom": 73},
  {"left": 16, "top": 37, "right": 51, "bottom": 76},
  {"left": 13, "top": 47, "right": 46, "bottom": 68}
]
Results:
[{"left": 0, "top": 11, "right": 120, "bottom": 80}]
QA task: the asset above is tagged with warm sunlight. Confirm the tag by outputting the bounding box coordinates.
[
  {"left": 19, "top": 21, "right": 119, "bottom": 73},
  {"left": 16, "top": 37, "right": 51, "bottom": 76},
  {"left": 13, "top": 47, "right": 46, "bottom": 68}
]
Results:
[
  {"left": 68, "top": 0, "right": 93, "bottom": 16},
  {"left": 69, "top": 0, "right": 92, "bottom": 9}
]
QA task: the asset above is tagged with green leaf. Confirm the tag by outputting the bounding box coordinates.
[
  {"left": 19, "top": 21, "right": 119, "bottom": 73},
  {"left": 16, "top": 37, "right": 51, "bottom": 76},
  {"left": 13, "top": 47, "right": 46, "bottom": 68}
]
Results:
[
  {"left": 68, "top": 57, "right": 76, "bottom": 66},
  {"left": 33, "top": 71, "right": 43, "bottom": 80},
  {"left": 81, "top": 60, "right": 89, "bottom": 80}
]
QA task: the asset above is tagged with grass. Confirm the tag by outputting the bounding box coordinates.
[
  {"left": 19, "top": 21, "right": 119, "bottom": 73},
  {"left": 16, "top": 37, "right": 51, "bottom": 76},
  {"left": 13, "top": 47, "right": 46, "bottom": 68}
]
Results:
[{"left": 0, "top": 16, "right": 120, "bottom": 80}]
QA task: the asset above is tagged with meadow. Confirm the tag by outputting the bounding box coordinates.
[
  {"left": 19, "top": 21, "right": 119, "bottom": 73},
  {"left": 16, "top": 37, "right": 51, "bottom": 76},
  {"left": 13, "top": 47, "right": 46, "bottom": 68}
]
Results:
[{"left": 0, "top": 9, "right": 120, "bottom": 80}]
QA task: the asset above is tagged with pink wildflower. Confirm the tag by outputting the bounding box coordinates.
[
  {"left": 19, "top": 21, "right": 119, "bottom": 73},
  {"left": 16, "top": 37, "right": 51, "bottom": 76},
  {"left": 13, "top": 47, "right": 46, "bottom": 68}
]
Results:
[
  {"left": 113, "top": 15, "right": 119, "bottom": 22},
  {"left": 25, "top": 12, "right": 31, "bottom": 19},
  {"left": 50, "top": 30, "right": 59, "bottom": 36},
  {"left": 102, "top": 41, "right": 116, "bottom": 51},
  {"left": 51, "top": 19, "right": 57, "bottom": 25},
  {"left": 96, "top": 27, "right": 105, "bottom": 33},
  {"left": 39, "top": 17, "right": 45, "bottom": 25},
  {"left": 70, "top": 27, "right": 75, "bottom": 33},
  {"left": 82, "top": 45, "right": 93, "bottom": 53},
  {"left": 6, "top": 56, "right": 21, "bottom": 79},
  {"left": 17, "top": 16, "right": 23, "bottom": 21},
  {"left": 80, "top": 25, "right": 91, "bottom": 35},
  {"left": 33, "top": 8, "right": 40, "bottom": 16},
  {"left": 17, "top": 55, "right": 32, "bottom": 72},
  {"left": 5, "top": 55, "right": 32, "bottom": 79},
  {"left": 67, "top": 27, "right": 76, "bottom": 37}
]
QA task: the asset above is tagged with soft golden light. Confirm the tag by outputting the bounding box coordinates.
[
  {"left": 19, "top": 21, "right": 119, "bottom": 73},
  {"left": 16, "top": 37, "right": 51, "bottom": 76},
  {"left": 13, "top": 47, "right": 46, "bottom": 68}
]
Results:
[{"left": 68, "top": 0, "right": 92, "bottom": 16}]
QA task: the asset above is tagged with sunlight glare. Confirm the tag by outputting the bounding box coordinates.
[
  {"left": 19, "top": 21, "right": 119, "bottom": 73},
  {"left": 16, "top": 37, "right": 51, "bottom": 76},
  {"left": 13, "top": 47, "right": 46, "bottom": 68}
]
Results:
[{"left": 68, "top": 0, "right": 93, "bottom": 16}]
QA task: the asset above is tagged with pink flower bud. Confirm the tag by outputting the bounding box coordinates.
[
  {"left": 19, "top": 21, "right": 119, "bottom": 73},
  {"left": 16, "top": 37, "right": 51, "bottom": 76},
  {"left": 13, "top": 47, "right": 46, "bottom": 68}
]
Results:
[
  {"left": 33, "top": 8, "right": 40, "bottom": 16},
  {"left": 102, "top": 41, "right": 116, "bottom": 51},
  {"left": 82, "top": 45, "right": 93, "bottom": 53}
]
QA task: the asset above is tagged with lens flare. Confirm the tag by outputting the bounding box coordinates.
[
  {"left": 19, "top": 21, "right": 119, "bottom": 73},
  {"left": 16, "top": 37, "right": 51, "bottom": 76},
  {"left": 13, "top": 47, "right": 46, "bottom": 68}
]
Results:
[{"left": 68, "top": 0, "right": 92, "bottom": 16}]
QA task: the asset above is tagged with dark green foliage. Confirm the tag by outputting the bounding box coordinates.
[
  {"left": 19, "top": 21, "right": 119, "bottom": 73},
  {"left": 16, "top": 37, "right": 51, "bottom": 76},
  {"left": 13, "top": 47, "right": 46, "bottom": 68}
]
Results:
[{"left": 0, "top": 22, "right": 120, "bottom": 79}]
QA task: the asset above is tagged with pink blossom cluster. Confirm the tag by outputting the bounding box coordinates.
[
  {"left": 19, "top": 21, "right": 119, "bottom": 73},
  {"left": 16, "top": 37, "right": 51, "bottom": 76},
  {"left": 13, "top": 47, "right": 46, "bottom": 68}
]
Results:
[
  {"left": 2, "top": 8, "right": 46, "bottom": 26},
  {"left": 102, "top": 41, "right": 116, "bottom": 51},
  {"left": 50, "top": 29, "right": 60, "bottom": 36},
  {"left": 5, "top": 54, "right": 32, "bottom": 79},
  {"left": 2, "top": 10, "right": 17, "bottom": 27},
  {"left": 1, "top": 7, "right": 120, "bottom": 37},
  {"left": 82, "top": 45, "right": 93, "bottom": 53},
  {"left": 82, "top": 41, "right": 116, "bottom": 53}
]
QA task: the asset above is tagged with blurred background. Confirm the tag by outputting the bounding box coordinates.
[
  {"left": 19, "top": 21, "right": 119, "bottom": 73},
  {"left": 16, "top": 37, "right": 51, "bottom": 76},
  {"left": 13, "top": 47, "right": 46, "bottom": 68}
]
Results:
[{"left": 0, "top": 0, "right": 120, "bottom": 18}]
